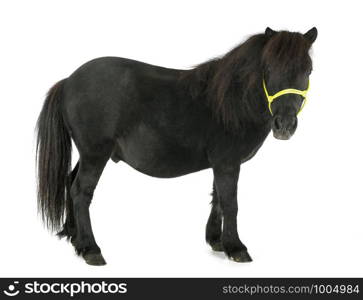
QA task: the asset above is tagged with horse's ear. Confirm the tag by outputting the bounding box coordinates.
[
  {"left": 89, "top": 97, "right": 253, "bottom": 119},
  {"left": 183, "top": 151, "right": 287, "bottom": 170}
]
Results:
[
  {"left": 304, "top": 27, "right": 318, "bottom": 44},
  {"left": 265, "top": 27, "right": 276, "bottom": 37}
]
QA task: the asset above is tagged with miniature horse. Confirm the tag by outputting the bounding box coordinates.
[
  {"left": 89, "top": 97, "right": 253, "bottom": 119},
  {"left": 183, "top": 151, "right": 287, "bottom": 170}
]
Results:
[{"left": 36, "top": 27, "right": 317, "bottom": 265}]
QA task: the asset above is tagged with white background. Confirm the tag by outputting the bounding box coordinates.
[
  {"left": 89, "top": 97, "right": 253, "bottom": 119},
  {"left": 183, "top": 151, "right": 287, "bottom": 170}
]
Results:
[{"left": 1, "top": 0, "right": 362, "bottom": 277}]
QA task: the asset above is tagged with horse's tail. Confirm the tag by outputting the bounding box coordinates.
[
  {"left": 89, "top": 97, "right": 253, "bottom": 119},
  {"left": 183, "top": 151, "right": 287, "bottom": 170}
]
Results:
[{"left": 36, "top": 79, "right": 71, "bottom": 232}]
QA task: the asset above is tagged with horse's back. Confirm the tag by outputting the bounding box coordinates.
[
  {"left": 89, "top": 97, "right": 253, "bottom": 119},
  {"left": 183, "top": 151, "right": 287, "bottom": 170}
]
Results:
[
  {"left": 62, "top": 57, "right": 184, "bottom": 146},
  {"left": 63, "top": 56, "right": 182, "bottom": 115}
]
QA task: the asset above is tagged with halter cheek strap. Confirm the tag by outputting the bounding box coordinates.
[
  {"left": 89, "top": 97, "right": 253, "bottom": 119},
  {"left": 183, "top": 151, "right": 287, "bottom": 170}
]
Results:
[{"left": 263, "top": 79, "right": 309, "bottom": 115}]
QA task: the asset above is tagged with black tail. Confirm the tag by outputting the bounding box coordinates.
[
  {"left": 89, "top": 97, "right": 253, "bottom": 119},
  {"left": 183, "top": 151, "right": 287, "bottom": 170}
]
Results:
[{"left": 36, "top": 79, "right": 71, "bottom": 232}]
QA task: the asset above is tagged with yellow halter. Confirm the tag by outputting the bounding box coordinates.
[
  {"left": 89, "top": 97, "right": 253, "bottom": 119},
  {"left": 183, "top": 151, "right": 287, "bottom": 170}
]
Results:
[{"left": 263, "top": 79, "right": 309, "bottom": 115}]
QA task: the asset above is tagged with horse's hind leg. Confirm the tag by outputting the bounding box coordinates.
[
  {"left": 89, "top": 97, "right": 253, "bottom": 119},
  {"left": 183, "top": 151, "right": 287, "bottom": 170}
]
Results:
[
  {"left": 58, "top": 162, "right": 79, "bottom": 240},
  {"left": 70, "top": 150, "right": 111, "bottom": 266},
  {"left": 206, "top": 183, "right": 223, "bottom": 251}
]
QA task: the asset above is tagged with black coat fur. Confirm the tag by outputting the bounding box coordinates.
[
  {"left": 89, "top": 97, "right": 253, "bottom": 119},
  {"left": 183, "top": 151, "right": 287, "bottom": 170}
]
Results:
[{"left": 36, "top": 28, "right": 317, "bottom": 265}]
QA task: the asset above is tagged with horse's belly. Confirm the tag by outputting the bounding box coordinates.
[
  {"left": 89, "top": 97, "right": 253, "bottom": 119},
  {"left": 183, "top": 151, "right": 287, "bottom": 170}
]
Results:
[{"left": 111, "top": 124, "right": 209, "bottom": 178}]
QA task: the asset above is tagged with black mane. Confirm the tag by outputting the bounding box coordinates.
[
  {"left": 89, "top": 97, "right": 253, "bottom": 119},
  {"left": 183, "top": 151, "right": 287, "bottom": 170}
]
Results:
[{"left": 181, "top": 31, "right": 312, "bottom": 129}]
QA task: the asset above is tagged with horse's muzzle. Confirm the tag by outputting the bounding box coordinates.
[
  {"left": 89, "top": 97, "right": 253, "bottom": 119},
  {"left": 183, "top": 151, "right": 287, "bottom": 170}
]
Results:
[{"left": 272, "top": 115, "right": 298, "bottom": 140}]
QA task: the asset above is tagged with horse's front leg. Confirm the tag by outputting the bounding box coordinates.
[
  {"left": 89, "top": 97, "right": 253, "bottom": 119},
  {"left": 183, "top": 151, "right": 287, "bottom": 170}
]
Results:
[
  {"left": 206, "top": 183, "right": 223, "bottom": 251},
  {"left": 213, "top": 165, "right": 252, "bottom": 262}
]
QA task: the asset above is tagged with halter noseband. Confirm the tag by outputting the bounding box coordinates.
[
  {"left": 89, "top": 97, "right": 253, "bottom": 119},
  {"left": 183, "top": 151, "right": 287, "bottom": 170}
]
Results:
[{"left": 263, "top": 79, "right": 309, "bottom": 115}]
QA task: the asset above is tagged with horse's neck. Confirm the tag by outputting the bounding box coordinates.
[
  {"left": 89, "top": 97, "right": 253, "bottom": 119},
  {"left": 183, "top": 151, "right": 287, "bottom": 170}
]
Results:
[{"left": 234, "top": 72, "right": 272, "bottom": 126}]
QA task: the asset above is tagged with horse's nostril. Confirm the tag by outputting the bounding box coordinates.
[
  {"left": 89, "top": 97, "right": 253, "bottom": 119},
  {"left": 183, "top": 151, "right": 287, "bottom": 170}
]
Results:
[
  {"left": 274, "top": 116, "right": 282, "bottom": 130},
  {"left": 288, "top": 117, "right": 298, "bottom": 131},
  {"left": 291, "top": 118, "right": 297, "bottom": 128}
]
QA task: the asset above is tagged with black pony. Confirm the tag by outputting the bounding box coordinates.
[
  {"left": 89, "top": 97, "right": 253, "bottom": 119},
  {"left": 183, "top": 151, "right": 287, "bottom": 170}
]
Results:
[{"left": 36, "top": 27, "right": 317, "bottom": 265}]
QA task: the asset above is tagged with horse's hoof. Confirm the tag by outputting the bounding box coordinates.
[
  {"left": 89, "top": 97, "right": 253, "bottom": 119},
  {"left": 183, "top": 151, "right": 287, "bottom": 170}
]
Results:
[
  {"left": 228, "top": 250, "right": 253, "bottom": 263},
  {"left": 211, "top": 241, "right": 224, "bottom": 252},
  {"left": 83, "top": 253, "right": 107, "bottom": 266}
]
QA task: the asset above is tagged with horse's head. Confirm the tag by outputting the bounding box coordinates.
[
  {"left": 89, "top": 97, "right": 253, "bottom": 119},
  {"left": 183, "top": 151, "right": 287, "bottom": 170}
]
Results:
[{"left": 262, "top": 27, "right": 317, "bottom": 140}]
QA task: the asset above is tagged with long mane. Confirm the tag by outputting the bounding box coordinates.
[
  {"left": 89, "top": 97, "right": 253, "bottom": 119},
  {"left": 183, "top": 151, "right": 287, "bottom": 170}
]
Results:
[{"left": 180, "top": 31, "right": 311, "bottom": 130}]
